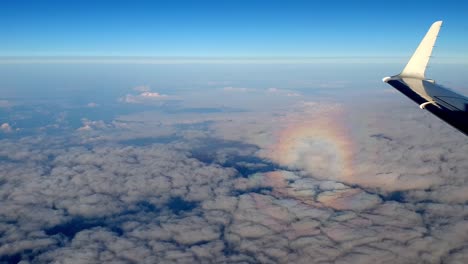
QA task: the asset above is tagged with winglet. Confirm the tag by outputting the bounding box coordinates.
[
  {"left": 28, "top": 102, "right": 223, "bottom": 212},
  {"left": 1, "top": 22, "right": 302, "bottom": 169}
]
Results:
[{"left": 400, "top": 21, "right": 443, "bottom": 79}]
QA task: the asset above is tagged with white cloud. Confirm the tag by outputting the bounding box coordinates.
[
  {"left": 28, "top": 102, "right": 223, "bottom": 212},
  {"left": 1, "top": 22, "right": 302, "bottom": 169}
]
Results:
[
  {"left": 140, "top": 92, "right": 167, "bottom": 98},
  {"left": 77, "top": 124, "right": 92, "bottom": 131},
  {"left": 120, "top": 93, "right": 169, "bottom": 104},
  {"left": 1, "top": 132, "right": 468, "bottom": 263},
  {"left": 1, "top": 93, "right": 468, "bottom": 263},
  {"left": 118, "top": 85, "right": 172, "bottom": 104},
  {"left": 76, "top": 119, "right": 108, "bottom": 131},
  {"left": 86, "top": 102, "right": 98, "bottom": 108},
  {"left": 0, "top": 123, "right": 12, "bottom": 133}
]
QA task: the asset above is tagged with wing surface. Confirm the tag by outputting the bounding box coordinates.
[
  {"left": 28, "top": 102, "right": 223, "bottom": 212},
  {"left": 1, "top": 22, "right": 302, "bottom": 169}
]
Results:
[
  {"left": 386, "top": 78, "right": 468, "bottom": 135},
  {"left": 383, "top": 21, "right": 468, "bottom": 136}
]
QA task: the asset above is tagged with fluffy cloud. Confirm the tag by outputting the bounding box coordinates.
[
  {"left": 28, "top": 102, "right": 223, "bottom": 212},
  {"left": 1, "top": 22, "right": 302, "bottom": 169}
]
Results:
[
  {"left": 1, "top": 89, "right": 468, "bottom": 263},
  {"left": 120, "top": 86, "right": 170, "bottom": 104},
  {"left": 0, "top": 138, "right": 238, "bottom": 261},
  {"left": 0, "top": 123, "right": 12, "bottom": 133},
  {"left": 120, "top": 92, "right": 169, "bottom": 104},
  {"left": 77, "top": 119, "right": 108, "bottom": 131},
  {"left": 1, "top": 129, "right": 467, "bottom": 263}
]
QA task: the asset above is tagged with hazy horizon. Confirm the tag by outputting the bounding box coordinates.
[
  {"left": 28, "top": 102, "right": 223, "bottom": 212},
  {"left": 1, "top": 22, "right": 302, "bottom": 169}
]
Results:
[{"left": 1, "top": 1, "right": 468, "bottom": 263}]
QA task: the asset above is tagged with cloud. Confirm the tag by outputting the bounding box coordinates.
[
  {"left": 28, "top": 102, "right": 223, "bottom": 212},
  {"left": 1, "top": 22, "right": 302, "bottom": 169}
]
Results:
[
  {"left": 210, "top": 99, "right": 467, "bottom": 200},
  {"left": 86, "top": 102, "right": 98, "bottom": 108},
  {"left": 222, "top": 87, "right": 255, "bottom": 92},
  {"left": 0, "top": 123, "right": 12, "bottom": 133},
  {"left": 77, "top": 119, "right": 108, "bottom": 131},
  {"left": 140, "top": 92, "right": 167, "bottom": 98},
  {"left": 120, "top": 85, "right": 170, "bottom": 104},
  {"left": 1, "top": 129, "right": 468, "bottom": 263},
  {"left": 266, "top": 87, "right": 301, "bottom": 97},
  {"left": 120, "top": 92, "right": 169, "bottom": 104},
  {"left": 1, "top": 89, "right": 468, "bottom": 263},
  {"left": 119, "top": 85, "right": 171, "bottom": 104}
]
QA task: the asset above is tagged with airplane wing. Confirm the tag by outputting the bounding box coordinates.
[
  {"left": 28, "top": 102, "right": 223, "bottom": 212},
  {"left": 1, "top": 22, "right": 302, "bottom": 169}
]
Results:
[{"left": 383, "top": 21, "right": 468, "bottom": 136}]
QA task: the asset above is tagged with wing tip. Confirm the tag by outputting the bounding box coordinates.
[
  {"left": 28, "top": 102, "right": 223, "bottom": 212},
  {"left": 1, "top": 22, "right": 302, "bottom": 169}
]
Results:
[
  {"left": 400, "top": 20, "right": 443, "bottom": 79},
  {"left": 432, "top": 20, "right": 443, "bottom": 30}
]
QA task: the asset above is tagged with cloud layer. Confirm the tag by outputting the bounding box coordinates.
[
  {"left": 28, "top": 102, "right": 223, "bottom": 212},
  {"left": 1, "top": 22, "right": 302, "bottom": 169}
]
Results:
[{"left": 1, "top": 84, "right": 467, "bottom": 263}]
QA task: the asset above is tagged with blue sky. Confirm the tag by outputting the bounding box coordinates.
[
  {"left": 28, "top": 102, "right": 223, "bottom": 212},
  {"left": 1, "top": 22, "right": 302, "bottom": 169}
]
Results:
[{"left": 1, "top": 0, "right": 468, "bottom": 58}]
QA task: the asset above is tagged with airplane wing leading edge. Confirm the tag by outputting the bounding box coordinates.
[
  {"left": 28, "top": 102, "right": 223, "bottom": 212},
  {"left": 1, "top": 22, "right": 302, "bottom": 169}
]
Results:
[
  {"left": 383, "top": 21, "right": 468, "bottom": 136},
  {"left": 400, "top": 21, "right": 442, "bottom": 79}
]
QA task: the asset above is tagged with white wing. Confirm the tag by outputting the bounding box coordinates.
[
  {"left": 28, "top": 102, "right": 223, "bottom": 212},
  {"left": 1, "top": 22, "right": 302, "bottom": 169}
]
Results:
[
  {"left": 400, "top": 21, "right": 442, "bottom": 79},
  {"left": 383, "top": 21, "right": 468, "bottom": 136}
]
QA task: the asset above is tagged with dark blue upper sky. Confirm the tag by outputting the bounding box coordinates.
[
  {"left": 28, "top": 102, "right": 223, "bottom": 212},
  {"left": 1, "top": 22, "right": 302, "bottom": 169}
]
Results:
[{"left": 1, "top": 0, "right": 467, "bottom": 58}]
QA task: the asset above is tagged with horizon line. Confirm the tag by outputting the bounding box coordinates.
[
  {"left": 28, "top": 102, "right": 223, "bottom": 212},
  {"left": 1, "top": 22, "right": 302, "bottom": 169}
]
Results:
[{"left": 0, "top": 55, "right": 466, "bottom": 64}]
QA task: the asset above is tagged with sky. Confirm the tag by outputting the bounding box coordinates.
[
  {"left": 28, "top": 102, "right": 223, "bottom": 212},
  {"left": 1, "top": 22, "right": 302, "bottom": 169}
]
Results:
[
  {"left": 1, "top": 0, "right": 468, "bottom": 58},
  {"left": 1, "top": 1, "right": 468, "bottom": 264}
]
